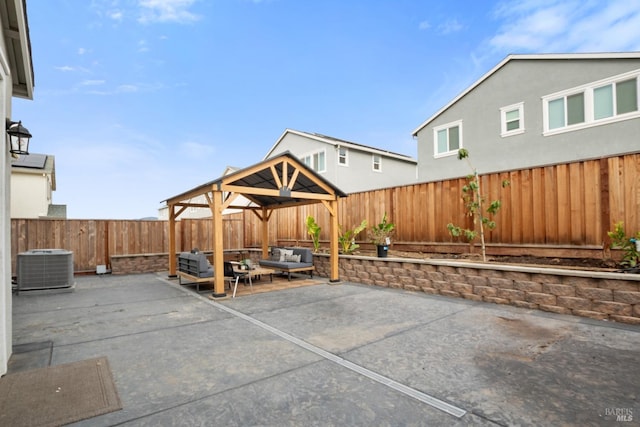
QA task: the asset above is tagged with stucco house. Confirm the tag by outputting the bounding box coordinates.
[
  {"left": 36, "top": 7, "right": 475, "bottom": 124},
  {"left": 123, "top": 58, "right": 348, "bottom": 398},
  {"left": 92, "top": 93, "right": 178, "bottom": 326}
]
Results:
[
  {"left": 412, "top": 52, "right": 640, "bottom": 181},
  {"left": 264, "top": 129, "right": 417, "bottom": 194},
  {"left": 1, "top": 0, "right": 35, "bottom": 375},
  {"left": 11, "top": 152, "right": 65, "bottom": 218}
]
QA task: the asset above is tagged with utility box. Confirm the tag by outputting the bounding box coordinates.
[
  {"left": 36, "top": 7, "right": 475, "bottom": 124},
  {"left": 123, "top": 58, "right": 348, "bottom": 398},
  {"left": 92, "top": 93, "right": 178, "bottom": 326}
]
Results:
[{"left": 17, "top": 249, "right": 74, "bottom": 293}]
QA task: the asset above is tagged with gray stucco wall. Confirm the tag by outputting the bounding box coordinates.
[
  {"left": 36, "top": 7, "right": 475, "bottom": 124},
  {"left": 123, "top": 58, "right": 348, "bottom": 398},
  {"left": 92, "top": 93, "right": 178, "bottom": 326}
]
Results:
[
  {"left": 268, "top": 133, "right": 417, "bottom": 193},
  {"left": 416, "top": 58, "right": 640, "bottom": 182}
]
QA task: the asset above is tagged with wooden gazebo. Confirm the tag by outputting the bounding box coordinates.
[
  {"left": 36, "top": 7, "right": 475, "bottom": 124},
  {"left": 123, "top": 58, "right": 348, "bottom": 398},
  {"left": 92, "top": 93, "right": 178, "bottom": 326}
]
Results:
[{"left": 164, "top": 151, "right": 347, "bottom": 297}]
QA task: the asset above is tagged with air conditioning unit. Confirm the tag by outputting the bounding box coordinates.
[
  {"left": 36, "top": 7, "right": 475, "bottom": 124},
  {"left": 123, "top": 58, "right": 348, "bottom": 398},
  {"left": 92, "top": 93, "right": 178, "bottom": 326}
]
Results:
[{"left": 17, "top": 249, "right": 74, "bottom": 293}]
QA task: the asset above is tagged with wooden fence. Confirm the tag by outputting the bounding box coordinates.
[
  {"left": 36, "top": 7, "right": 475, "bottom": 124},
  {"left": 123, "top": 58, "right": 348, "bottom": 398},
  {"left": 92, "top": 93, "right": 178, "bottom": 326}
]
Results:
[
  {"left": 11, "top": 153, "right": 639, "bottom": 273},
  {"left": 242, "top": 153, "right": 640, "bottom": 256}
]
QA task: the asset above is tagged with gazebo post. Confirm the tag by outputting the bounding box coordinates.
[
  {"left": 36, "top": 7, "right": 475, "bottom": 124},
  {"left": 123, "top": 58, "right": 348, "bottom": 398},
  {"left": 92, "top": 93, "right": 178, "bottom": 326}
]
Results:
[
  {"left": 168, "top": 203, "right": 177, "bottom": 277},
  {"left": 329, "top": 199, "right": 340, "bottom": 282},
  {"left": 211, "top": 188, "right": 226, "bottom": 298},
  {"left": 261, "top": 207, "right": 269, "bottom": 258}
]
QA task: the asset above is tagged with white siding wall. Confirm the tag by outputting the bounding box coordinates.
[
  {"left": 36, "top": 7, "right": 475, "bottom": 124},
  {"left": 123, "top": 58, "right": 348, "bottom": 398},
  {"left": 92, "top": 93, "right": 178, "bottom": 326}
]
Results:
[{"left": 11, "top": 172, "right": 50, "bottom": 218}]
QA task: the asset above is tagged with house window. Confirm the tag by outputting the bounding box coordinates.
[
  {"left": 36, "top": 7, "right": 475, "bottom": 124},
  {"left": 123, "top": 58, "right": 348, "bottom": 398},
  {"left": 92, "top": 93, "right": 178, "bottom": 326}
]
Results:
[
  {"left": 338, "top": 147, "right": 348, "bottom": 166},
  {"left": 372, "top": 154, "right": 381, "bottom": 172},
  {"left": 547, "top": 92, "right": 585, "bottom": 130},
  {"left": 500, "top": 102, "right": 525, "bottom": 136},
  {"left": 594, "top": 78, "right": 638, "bottom": 120},
  {"left": 543, "top": 69, "right": 640, "bottom": 135},
  {"left": 301, "top": 150, "right": 326, "bottom": 172},
  {"left": 433, "top": 120, "right": 462, "bottom": 157}
]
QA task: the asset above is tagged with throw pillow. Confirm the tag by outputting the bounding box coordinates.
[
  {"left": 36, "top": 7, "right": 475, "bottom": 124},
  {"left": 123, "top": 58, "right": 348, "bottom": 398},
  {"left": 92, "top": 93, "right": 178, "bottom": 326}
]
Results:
[
  {"left": 279, "top": 249, "right": 294, "bottom": 262},
  {"left": 270, "top": 248, "right": 281, "bottom": 261},
  {"left": 285, "top": 254, "right": 301, "bottom": 263}
]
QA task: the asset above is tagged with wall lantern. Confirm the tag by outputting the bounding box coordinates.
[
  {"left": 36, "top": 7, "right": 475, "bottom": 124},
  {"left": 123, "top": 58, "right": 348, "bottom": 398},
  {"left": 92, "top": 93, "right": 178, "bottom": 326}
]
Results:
[{"left": 6, "top": 120, "right": 32, "bottom": 155}]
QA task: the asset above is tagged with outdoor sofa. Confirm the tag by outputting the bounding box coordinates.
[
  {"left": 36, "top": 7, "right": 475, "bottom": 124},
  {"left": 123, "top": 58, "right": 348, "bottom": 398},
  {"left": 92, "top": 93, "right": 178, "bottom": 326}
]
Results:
[
  {"left": 177, "top": 251, "right": 213, "bottom": 291},
  {"left": 259, "top": 247, "right": 314, "bottom": 280}
]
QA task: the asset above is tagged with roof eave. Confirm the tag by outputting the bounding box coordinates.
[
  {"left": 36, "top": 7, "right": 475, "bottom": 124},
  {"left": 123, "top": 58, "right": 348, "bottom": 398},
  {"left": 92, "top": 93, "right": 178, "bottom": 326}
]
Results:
[{"left": 4, "top": 0, "right": 35, "bottom": 100}]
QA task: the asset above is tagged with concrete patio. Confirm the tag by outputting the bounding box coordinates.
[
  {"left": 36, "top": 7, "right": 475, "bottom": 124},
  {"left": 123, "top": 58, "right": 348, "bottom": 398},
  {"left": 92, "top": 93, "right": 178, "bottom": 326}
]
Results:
[{"left": 8, "top": 272, "right": 640, "bottom": 426}]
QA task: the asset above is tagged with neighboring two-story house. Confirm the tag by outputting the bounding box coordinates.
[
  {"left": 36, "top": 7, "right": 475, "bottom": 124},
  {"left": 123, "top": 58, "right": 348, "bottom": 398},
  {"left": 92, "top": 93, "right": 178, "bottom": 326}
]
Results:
[
  {"left": 412, "top": 53, "right": 640, "bottom": 181},
  {"left": 11, "top": 153, "right": 66, "bottom": 218},
  {"left": 264, "top": 129, "right": 417, "bottom": 194}
]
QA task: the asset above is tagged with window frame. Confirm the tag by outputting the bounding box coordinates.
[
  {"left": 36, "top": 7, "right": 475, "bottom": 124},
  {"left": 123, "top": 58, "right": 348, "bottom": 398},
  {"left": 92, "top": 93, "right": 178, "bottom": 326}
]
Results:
[
  {"left": 372, "top": 154, "right": 382, "bottom": 172},
  {"left": 338, "top": 146, "right": 348, "bottom": 167},
  {"left": 542, "top": 68, "right": 640, "bottom": 136},
  {"left": 301, "top": 149, "right": 327, "bottom": 173},
  {"left": 432, "top": 119, "right": 463, "bottom": 158},
  {"left": 500, "top": 102, "right": 525, "bottom": 137}
]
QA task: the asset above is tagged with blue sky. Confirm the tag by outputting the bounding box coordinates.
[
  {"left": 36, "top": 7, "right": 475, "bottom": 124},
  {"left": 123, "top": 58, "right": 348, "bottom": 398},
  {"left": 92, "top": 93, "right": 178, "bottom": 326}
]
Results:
[{"left": 13, "top": 0, "right": 640, "bottom": 219}]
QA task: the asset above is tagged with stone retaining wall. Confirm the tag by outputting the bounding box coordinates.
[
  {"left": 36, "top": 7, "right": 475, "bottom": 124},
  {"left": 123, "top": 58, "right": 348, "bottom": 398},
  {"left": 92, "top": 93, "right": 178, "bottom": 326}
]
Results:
[
  {"left": 313, "top": 254, "right": 640, "bottom": 325},
  {"left": 109, "top": 250, "right": 263, "bottom": 275},
  {"left": 110, "top": 253, "right": 169, "bottom": 274}
]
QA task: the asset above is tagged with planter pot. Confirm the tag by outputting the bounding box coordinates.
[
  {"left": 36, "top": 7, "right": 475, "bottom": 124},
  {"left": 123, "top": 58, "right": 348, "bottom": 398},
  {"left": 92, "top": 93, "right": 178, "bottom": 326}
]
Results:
[{"left": 376, "top": 245, "right": 388, "bottom": 258}]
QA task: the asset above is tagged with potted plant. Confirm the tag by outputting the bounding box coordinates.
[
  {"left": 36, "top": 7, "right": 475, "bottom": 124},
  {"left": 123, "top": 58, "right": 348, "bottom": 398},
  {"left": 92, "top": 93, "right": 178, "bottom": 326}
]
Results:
[{"left": 368, "top": 213, "right": 395, "bottom": 257}]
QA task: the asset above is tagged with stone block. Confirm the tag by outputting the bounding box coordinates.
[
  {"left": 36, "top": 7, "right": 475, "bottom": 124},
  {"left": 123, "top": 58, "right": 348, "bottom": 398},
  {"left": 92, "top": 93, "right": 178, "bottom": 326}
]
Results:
[
  {"left": 512, "top": 300, "right": 538, "bottom": 309},
  {"left": 526, "top": 292, "right": 556, "bottom": 305},
  {"left": 452, "top": 282, "right": 473, "bottom": 294},
  {"left": 409, "top": 269, "right": 426, "bottom": 280},
  {"left": 608, "top": 315, "right": 640, "bottom": 325},
  {"left": 576, "top": 287, "right": 613, "bottom": 301},
  {"left": 539, "top": 305, "right": 572, "bottom": 315},
  {"left": 432, "top": 281, "right": 451, "bottom": 291},
  {"left": 357, "top": 271, "right": 371, "bottom": 280},
  {"left": 422, "top": 287, "right": 438, "bottom": 295},
  {"left": 572, "top": 310, "right": 608, "bottom": 320},
  {"left": 418, "top": 264, "right": 437, "bottom": 272},
  {"left": 426, "top": 272, "right": 444, "bottom": 282},
  {"left": 444, "top": 273, "right": 465, "bottom": 283},
  {"left": 488, "top": 277, "right": 513, "bottom": 289},
  {"left": 436, "top": 265, "right": 457, "bottom": 274},
  {"left": 474, "top": 286, "right": 498, "bottom": 297},
  {"left": 542, "top": 283, "right": 575, "bottom": 297},
  {"left": 440, "top": 290, "right": 460, "bottom": 298},
  {"left": 377, "top": 266, "right": 391, "bottom": 275},
  {"left": 513, "top": 280, "right": 542, "bottom": 293},
  {"left": 414, "top": 278, "right": 431, "bottom": 288},
  {"left": 591, "top": 301, "right": 632, "bottom": 316},
  {"left": 478, "top": 269, "right": 504, "bottom": 278},
  {"left": 462, "top": 293, "right": 483, "bottom": 302},
  {"left": 504, "top": 271, "right": 532, "bottom": 281},
  {"left": 557, "top": 296, "right": 592, "bottom": 310},
  {"left": 598, "top": 280, "right": 640, "bottom": 292},
  {"left": 497, "top": 288, "right": 526, "bottom": 301},
  {"left": 404, "top": 284, "right": 421, "bottom": 292},
  {"left": 466, "top": 275, "right": 489, "bottom": 287},
  {"left": 456, "top": 267, "right": 479, "bottom": 276},
  {"left": 370, "top": 272, "right": 384, "bottom": 282},
  {"left": 400, "top": 276, "right": 415, "bottom": 287},
  {"left": 484, "top": 296, "right": 510, "bottom": 305},
  {"left": 561, "top": 276, "right": 600, "bottom": 288},
  {"left": 613, "top": 291, "right": 640, "bottom": 304}
]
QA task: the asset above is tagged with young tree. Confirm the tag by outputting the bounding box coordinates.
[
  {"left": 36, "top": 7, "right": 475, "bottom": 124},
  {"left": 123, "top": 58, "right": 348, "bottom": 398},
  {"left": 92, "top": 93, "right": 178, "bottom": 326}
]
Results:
[{"left": 447, "top": 149, "right": 510, "bottom": 262}]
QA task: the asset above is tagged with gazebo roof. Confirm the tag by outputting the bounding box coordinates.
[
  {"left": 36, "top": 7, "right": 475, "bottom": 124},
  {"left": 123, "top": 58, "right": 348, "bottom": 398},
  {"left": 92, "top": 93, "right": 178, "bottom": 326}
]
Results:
[{"left": 165, "top": 151, "right": 347, "bottom": 210}]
